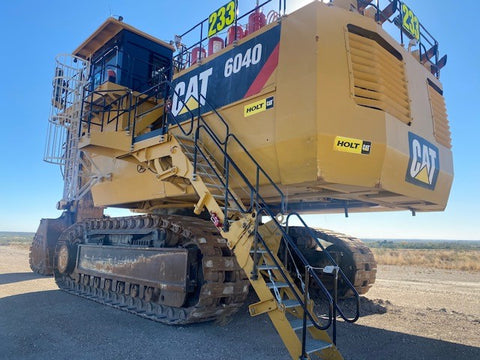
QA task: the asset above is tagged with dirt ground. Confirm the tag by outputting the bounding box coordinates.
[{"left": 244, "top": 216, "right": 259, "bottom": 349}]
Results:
[{"left": 0, "top": 245, "right": 479, "bottom": 360}]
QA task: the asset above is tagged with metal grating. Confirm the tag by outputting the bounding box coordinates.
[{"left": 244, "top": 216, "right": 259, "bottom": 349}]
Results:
[
  {"left": 427, "top": 81, "right": 451, "bottom": 148},
  {"left": 347, "top": 29, "right": 412, "bottom": 125}
]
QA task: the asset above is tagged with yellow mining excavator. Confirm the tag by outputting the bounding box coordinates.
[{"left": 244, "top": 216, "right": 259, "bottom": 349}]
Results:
[{"left": 30, "top": 0, "right": 451, "bottom": 358}]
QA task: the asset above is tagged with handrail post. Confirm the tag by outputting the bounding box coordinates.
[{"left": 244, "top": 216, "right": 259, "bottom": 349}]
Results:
[
  {"left": 131, "top": 95, "right": 138, "bottom": 141},
  {"left": 322, "top": 265, "right": 340, "bottom": 345},
  {"left": 193, "top": 128, "right": 199, "bottom": 180},
  {"left": 223, "top": 157, "right": 230, "bottom": 232},
  {"left": 234, "top": 0, "right": 238, "bottom": 42},
  {"left": 126, "top": 92, "right": 132, "bottom": 133},
  {"left": 250, "top": 217, "right": 259, "bottom": 280},
  {"left": 87, "top": 92, "right": 92, "bottom": 134},
  {"left": 101, "top": 96, "right": 106, "bottom": 132},
  {"left": 300, "top": 266, "right": 310, "bottom": 360},
  {"left": 163, "top": 79, "right": 170, "bottom": 135},
  {"left": 78, "top": 87, "right": 86, "bottom": 137},
  {"left": 115, "top": 95, "right": 120, "bottom": 131},
  {"left": 199, "top": 22, "right": 204, "bottom": 62},
  {"left": 333, "top": 265, "right": 338, "bottom": 345}
]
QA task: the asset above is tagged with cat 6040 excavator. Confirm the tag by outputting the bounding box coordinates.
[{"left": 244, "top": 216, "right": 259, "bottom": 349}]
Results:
[{"left": 30, "top": 1, "right": 451, "bottom": 358}]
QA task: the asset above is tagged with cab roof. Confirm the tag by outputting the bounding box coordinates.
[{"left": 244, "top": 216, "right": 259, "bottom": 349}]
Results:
[{"left": 73, "top": 17, "right": 175, "bottom": 59}]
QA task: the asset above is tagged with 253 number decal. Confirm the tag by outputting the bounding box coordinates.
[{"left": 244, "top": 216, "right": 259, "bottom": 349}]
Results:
[
  {"left": 208, "top": 1, "right": 236, "bottom": 38},
  {"left": 401, "top": 3, "right": 420, "bottom": 40}
]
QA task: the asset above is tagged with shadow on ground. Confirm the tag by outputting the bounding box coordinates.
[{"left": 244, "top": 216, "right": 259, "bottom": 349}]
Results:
[
  {"left": 0, "top": 272, "right": 46, "bottom": 285},
  {"left": 314, "top": 296, "right": 388, "bottom": 320},
  {"left": 0, "top": 289, "right": 478, "bottom": 360},
  {"left": 336, "top": 321, "right": 480, "bottom": 360}
]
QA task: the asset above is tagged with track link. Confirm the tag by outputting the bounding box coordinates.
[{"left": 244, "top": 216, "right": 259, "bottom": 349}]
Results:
[{"left": 53, "top": 215, "right": 250, "bottom": 324}]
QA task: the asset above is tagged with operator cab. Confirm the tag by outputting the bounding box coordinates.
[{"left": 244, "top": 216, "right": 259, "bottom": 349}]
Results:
[{"left": 74, "top": 17, "right": 175, "bottom": 92}]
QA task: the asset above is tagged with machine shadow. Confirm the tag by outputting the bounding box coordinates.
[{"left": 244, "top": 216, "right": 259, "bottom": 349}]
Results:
[
  {"left": 335, "top": 321, "right": 480, "bottom": 360},
  {"left": 313, "top": 295, "right": 388, "bottom": 320},
  {"left": 0, "top": 272, "right": 46, "bottom": 285},
  {"left": 0, "top": 290, "right": 478, "bottom": 360}
]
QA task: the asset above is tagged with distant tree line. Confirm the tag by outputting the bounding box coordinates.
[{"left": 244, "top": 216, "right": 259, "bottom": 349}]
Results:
[{"left": 366, "top": 239, "right": 480, "bottom": 250}]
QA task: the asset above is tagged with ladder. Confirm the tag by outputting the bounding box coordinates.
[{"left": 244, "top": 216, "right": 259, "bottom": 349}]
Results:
[
  {"left": 164, "top": 89, "right": 361, "bottom": 360},
  {"left": 44, "top": 54, "right": 91, "bottom": 203}
]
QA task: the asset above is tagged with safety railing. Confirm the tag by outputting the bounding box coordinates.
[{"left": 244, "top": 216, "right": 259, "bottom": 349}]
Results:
[
  {"left": 285, "top": 212, "right": 360, "bottom": 322},
  {"left": 79, "top": 80, "right": 168, "bottom": 145},
  {"left": 362, "top": 0, "right": 445, "bottom": 77},
  {"left": 80, "top": 87, "right": 131, "bottom": 133},
  {"left": 163, "top": 82, "right": 286, "bottom": 220},
  {"left": 172, "top": 0, "right": 445, "bottom": 77},
  {"left": 255, "top": 213, "right": 335, "bottom": 329},
  {"left": 173, "top": 0, "right": 285, "bottom": 71},
  {"left": 254, "top": 206, "right": 360, "bottom": 323}
]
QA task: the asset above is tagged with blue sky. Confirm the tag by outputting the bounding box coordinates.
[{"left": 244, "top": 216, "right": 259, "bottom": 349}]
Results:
[{"left": 0, "top": 1, "right": 478, "bottom": 240}]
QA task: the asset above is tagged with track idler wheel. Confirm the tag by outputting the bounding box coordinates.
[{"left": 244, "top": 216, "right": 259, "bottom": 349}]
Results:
[{"left": 56, "top": 242, "right": 76, "bottom": 275}]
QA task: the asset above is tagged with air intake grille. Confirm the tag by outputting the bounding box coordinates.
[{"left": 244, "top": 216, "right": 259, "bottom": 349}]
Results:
[
  {"left": 428, "top": 80, "right": 451, "bottom": 148},
  {"left": 347, "top": 28, "right": 411, "bottom": 125}
]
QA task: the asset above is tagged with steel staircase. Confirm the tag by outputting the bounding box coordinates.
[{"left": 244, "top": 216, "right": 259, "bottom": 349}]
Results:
[{"left": 164, "top": 87, "right": 361, "bottom": 360}]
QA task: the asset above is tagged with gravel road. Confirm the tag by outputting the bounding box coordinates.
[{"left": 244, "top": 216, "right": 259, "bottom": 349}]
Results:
[{"left": 1, "top": 246, "right": 479, "bottom": 360}]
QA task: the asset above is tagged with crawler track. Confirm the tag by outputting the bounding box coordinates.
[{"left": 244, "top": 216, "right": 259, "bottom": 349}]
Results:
[
  {"left": 287, "top": 227, "right": 377, "bottom": 297},
  {"left": 53, "top": 215, "right": 250, "bottom": 324},
  {"left": 29, "top": 233, "right": 52, "bottom": 275}
]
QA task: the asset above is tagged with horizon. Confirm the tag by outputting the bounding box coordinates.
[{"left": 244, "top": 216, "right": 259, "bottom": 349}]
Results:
[{"left": 1, "top": 230, "right": 478, "bottom": 242}]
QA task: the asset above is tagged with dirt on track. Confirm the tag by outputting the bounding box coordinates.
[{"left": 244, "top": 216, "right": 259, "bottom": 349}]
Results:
[{"left": 1, "top": 245, "right": 479, "bottom": 360}]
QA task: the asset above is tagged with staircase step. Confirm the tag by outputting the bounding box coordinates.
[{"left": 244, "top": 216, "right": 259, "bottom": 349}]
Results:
[
  {"left": 212, "top": 193, "right": 226, "bottom": 200},
  {"left": 289, "top": 318, "right": 314, "bottom": 331},
  {"left": 305, "top": 339, "right": 332, "bottom": 355},
  {"left": 282, "top": 299, "right": 301, "bottom": 309},
  {"left": 181, "top": 143, "right": 195, "bottom": 150},
  {"left": 184, "top": 150, "right": 203, "bottom": 159},
  {"left": 205, "top": 183, "right": 225, "bottom": 190},
  {"left": 184, "top": 152, "right": 210, "bottom": 163},
  {"left": 257, "top": 265, "right": 278, "bottom": 271},
  {"left": 194, "top": 163, "right": 215, "bottom": 171},
  {"left": 176, "top": 135, "right": 195, "bottom": 144},
  {"left": 196, "top": 162, "right": 216, "bottom": 170},
  {"left": 250, "top": 249, "right": 267, "bottom": 254},
  {"left": 267, "top": 282, "right": 290, "bottom": 289},
  {"left": 196, "top": 170, "right": 217, "bottom": 177}
]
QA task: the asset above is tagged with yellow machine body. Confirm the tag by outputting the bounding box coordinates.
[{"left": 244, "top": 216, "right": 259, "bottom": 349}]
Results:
[{"left": 76, "top": 2, "right": 452, "bottom": 215}]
